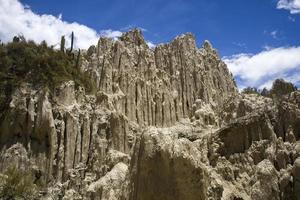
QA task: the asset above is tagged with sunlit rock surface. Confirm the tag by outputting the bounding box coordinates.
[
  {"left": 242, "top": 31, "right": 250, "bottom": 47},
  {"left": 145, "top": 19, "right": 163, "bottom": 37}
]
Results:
[{"left": 1, "top": 30, "right": 300, "bottom": 199}]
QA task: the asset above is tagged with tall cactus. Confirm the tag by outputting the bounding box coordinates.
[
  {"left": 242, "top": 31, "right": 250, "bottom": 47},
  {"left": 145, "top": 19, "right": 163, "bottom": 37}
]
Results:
[
  {"left": 60, "top": 36, "right": 65, "bottom": 52},
  {"left": 70, "top": 32, "right": 74, "bottom": 53},
  {"left": 76, "top": 49, "right": 81, "bottom": 69}
]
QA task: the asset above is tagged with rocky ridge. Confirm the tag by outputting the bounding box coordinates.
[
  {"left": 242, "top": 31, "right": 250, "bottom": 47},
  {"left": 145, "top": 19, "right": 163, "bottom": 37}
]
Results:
[{"left": 0, "top": 29, "right": 300, "bottom": 200}]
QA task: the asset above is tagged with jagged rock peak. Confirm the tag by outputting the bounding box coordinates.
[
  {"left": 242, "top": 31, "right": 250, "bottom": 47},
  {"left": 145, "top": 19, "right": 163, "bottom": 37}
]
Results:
[
  {"left": 203, "top": 40, "right": 213, "bottom": 51},
  {"left": 95, "top": 29, "right": 219, "bottom": 56},
  {"left": 173, "top": 32, "right": 196, "bottom": 42},
  {"left": 201, "top": 40, "right": 219, "bottom": 56},
  {"left": 83, "top": 29, "right": 238, "bottom": 127},
  {"left": 119, "top": 28, "right": 146, "bottom": 46},
  {"left": 169, "top": 32, "right": 197, "bottom": 50}
]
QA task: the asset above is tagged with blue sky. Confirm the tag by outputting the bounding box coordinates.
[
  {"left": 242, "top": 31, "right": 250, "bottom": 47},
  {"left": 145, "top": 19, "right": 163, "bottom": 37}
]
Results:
[
  {"left": 1, "top": 0, "right": 300, "bottom": 89},
  {"left": 19, "top": 0, "right": 300, "bottom": 56}
]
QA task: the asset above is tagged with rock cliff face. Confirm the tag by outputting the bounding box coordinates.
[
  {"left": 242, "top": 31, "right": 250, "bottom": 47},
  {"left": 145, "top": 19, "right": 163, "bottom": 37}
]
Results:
[
  {"left": 82, "top": 30, "right": 237, "bottom": 127},
  {"left": 0, "top": 29, "right": 300, "bottom": 200}
]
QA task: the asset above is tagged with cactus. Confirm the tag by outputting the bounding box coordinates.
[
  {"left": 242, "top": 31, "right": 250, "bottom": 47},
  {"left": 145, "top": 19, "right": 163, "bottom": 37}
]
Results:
[
  {"left": 70, "top": 32, "right": 74, "bottom": 52},
  {"left": 76, "top": 49, "right": 81, "bottom": 69},
  {"left": 60, "top": 36, "right": 65, "bottom": 52}
]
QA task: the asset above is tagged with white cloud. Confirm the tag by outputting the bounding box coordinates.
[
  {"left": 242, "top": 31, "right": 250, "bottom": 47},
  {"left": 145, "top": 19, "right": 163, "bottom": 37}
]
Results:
[
  {"left": 0, "top": 0, "right": 100, "bottom": 49},
  {"left": 277, "top": 0, "right": 300, "bottom": 14},
  {"left": 223, "top": 46, "right": 300, "bottom": 89},
  {"left": 0, "top": 0, "right": 155, "bottom": 50}
]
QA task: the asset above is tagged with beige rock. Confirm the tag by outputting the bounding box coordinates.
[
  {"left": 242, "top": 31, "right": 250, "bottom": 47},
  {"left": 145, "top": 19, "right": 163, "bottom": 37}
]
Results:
[
  {"left": 87, "top": 162, "right": 128, "bottom": 200},
  {"left": 1, "top": 30, "right": 300, "bottom": 200},
  {"left": 250, "top": 160, "right": 279, "bottom": 200},
  {"left": 129, "top": 127, "right": 208, "bottom": 200},
  {"left": 84, "top": 29, "right": 237, "bottom": 127},
  {"left": 293, "top": 158, "right": 300, "bottom": 200}
]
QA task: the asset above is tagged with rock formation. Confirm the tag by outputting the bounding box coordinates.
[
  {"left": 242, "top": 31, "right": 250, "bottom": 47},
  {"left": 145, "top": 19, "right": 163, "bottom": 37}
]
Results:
[
  {"left": 0, "top": 29, "right": 300, "bottom": 200},
  {"left": 82, "top": 30, "right": 237, "bottom": 127}
]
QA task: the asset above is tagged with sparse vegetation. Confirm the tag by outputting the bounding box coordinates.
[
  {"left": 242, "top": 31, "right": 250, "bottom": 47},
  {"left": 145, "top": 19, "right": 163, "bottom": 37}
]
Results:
[
  {"left": 0, "top": 36, "right": 96, "bottom": 113},
  {"left": 0, "top": 167, "right": 38, "bottom": 200},
  {"left": 241, "top": 79, "right": 298, "bottom": 97},
  {"left": 269, "top": 78, "right": 297, "bottom": 98},
  {"left": 241, "top": 87, "right": 261, "bottom": 95}
]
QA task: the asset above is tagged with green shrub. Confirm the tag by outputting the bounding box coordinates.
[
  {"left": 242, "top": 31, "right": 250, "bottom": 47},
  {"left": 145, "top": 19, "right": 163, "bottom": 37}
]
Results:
[
  {"left": 0, "top": 167, "right": 38, "bottom": 200},
  {"left": 0, "top": 37, "right": 96, "bottom": 114},
  {"left": 241, "top": 87, "right": 260, "bottom": 95}
]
